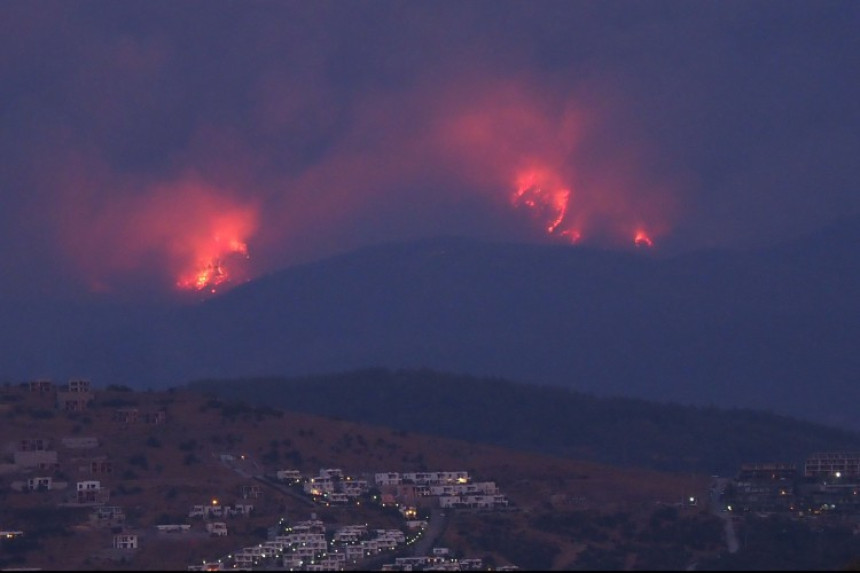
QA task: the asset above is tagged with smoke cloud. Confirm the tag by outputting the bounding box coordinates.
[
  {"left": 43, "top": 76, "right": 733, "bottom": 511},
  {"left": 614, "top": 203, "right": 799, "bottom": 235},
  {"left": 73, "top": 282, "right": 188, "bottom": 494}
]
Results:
[{"left": 1, "top": 1, "right": 856, "bottom": 299}]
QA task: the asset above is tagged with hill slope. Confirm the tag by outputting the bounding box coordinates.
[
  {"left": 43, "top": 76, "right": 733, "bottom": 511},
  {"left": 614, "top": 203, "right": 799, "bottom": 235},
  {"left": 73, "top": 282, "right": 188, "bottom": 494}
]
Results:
[
  {"left": 3, "top": 216, "right": 860, "bottom": 431},
  {"left": 188, "top": 368, "right": 860, "bottom": 476}
]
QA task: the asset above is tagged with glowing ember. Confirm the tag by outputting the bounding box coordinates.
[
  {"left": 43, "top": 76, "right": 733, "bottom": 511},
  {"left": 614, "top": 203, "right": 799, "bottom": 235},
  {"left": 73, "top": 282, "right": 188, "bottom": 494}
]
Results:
[
  {"left": 634, "top": 231, "right": 654, "bottom": 248},
  {"left": 559, "top": 228, "right": 582, "bottom": 243},
  {"left": 511, "top": 168, "right": 576, "bottom": 240},
  {"left": 176, "top": 237, "right": 250, "bottom": 292}
]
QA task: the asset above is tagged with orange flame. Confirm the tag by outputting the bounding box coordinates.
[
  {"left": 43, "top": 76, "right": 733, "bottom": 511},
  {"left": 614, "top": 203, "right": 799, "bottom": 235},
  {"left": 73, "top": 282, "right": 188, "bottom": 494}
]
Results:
[
  {"left": 58, "top": 174, "right": 259, "bottom": 296},
  {"left": 175, "top": 220, "right": 254, "bottom": 293},
  {"left": 634, "top": 230, "right": 654, "bottom": 248},
  {"left": 511, "top": 168, "right": 578, "bottom": 241}
]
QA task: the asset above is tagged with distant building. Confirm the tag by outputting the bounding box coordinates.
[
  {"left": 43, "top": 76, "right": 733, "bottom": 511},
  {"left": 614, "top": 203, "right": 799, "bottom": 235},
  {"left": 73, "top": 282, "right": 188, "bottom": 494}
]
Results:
[
  {"left": 28, "top": 379, "right": 54, "bottom": 393},
  {"left": 26, "top": 476, "right": 53, "bottom": 491},
  {"left": 18, "top": 438, "right": 51, "bottom": 452},
  {"left": 90, "top": 506, "right": 125, "bottom": 527},
  {"left": 240, "top": 484, "right": 263, "bottom": 499},
  {"left": 805, "top": 452, "right": 860, "bottom": 480},
  {"left": 728, "top": 463, "right": 797, "bottom": 512},
  {"left": 113, "top": 408, "right": 139, "bottom": 424},
  {"left": 113, "top": 533, "right": 138, "bottom": 550},
  {"left": 14, "top": 449, "right": 59, "bottom": 472},
  {"left": 76, "top": 480, "right": 109, "bottom": 504},
  {"left": 61, "top": 436, "right": 99, "bottom": 449},
  {"left": 206, "top": 521, "right": 228, "bottom": 536},
  {"left": 56, "top": 391, "right": 93, "bottom": 412},
  {"left": 67, "top": 379, "right": 91, "bottom": 393}
]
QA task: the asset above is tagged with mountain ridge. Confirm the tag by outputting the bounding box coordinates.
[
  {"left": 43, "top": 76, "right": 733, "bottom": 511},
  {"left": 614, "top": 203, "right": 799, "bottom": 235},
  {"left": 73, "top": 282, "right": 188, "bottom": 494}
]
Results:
[{"left": 2, "top": 215, "right": 859, "bottom": 431}]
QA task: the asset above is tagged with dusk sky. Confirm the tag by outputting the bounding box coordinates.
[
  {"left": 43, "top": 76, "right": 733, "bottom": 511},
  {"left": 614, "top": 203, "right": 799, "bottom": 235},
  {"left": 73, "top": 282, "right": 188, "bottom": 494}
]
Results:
[{"left": 2, "top": 1, "right": 858, "bottom": 300}]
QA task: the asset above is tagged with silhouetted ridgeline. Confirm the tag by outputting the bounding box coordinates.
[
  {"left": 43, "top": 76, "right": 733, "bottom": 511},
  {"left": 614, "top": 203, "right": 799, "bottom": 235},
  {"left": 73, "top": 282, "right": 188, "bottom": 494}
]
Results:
[
  {"left": 188, "top": 368, "right": 860, "bottom": 476},
  {"left": 5, "top": 218, "right": 860, "bottom": 433}
]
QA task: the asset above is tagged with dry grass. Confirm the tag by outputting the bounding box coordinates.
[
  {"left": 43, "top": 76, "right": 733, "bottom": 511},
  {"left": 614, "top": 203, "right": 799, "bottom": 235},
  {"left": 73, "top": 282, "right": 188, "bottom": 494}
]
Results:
[{"left": 0, "top": 385, "right": 714, "bottom": 570}]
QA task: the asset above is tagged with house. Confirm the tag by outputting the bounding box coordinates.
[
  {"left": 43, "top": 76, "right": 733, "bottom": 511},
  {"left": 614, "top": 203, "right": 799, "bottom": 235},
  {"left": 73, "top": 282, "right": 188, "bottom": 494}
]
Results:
[
  {"left": 344, "top": 544, "right": 366, "bottom": 561},
  {"left": 67, "top": 379, "right": 91, "bottom": 393},
  {"left": 13, "top": 449, "right": 58, "bottom": 471},
  {"left": 206, "top": 522, "right": 228, "bottom": 536},
  {"left": 728, "top": 463, "right": 797, "bottom": 512},
  {"left": 375, "top": 472, "right": 402, "bottom": 486},
  {"left": 319, "top": 468, "right": 344, "bottom": 479},
  {"left": 333, "top": 524, "right": 367, "bottom": 543},
  {"left": 0, "top": 531, "right": 24, "bottom": 540},
  {"left": 341, "top": 479, "right": 369, "bottom": 497},
  {"left": 276, "top": 469, "right": 302, "bottom": 482},
  {"left": 304, "top": 477, "right": 336, "bottom": 496},
  {"left": 113, "top": 533, "right": 138, "bottom": 550},
  {"left": 18, "top": 438, "right": 50, "bottom": 451},
  {"left": 90, "top": 506, "right": 125, "bottom": 526},
  {"left": 28, "top": 379, "right": 54, "bottom": 393},
  {"left": 113, "top": 408, "right": 139, "bottom": 424},
  {"left": 230, "top": 503, "right": 254, "bottom": 516},
  {"left": 86, "top": 458, "right": 114, "bottom": 475},
  {"left": 805, "top": 452, "right": 860, "bottom": 479},
  {"left": 459, "top": 558, "right": 484, "bottom": 570},
  {"left": 323, "top": 492, "right": 350, "bottom": 504},
  {"left": 188, "top": 562, "right": 224, "bottom": 572},
  {"left": 188, "top": 505, "right": 208, "bottom": 518},
  {"left": 26, "top": 476, "right": 52, "bottom": 491},
  {"left": 61, "top": 436, "right": 99, "bottom": 449},
  {"left": 428, "top": 481, "right": 499, "bottom": 496},
  {"left": 390, "top": 483, "right": 429, "bottom": 505},
  {"left": 56, "top": 390, "right": 93, "bottom": 412},
  {"left": 156, "top": 524, "right": 191, "bottom": 533},
  {"left": 240, "top": 484, "right": 263, "bottom": 499},
  {"left": 76, "top": 480, "right": 107, "bottom": 504},
  {"left": 439, "top": 493, "right": 509, "bottom": 510}
]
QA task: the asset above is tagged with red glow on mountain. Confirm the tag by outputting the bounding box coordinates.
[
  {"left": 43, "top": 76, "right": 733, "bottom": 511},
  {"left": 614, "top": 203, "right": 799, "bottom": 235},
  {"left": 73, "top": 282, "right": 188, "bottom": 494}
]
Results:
[
  {"left": 58, "top": 174, "right": 259, "bottom": 296},
  {"left": 560, "top": 228, "right": 582, "bottom": 243},
  {"left": 175, "top": 230, "right": 251, "bottom": 293},
  {"left": 510, "top": 167, "right": 579, "bottom": 240},
  {"left": 429, "top": 80, "right": 679, "bottom": 250},
  {"left": 634, "top": 230, "right": 654, "bottom": 248}
]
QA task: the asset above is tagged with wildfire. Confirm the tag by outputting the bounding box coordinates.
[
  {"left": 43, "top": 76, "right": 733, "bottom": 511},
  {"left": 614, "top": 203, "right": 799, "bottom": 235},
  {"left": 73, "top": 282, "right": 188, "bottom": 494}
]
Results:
[
  {"left": 634, "top": 230, "right": 654, "bottom": 248},
  {"left": 176, "top": 236, "right": 251, "bottom": 293},
  {"left": 559, "top": 228, "right": 582, "bottom": 243},
  {"left": 509, "top": 167, "right": 669, "bottom": 250},
  {"left": 511, "top": 168, "right": 579, "bottom": 242}
]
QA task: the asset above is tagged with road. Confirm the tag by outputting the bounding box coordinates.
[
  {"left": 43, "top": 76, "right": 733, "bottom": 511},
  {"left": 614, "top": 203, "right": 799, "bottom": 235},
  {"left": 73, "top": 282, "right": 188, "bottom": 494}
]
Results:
[
  {"left": 709, "top": 477, "right": 739, "bottom": 554},
  {"left": 253, "top": 474, "right": 317, "bottom": 508},
  {"left": 410, "top": 507, "right": 449, "bottom": 557},
  {"left": 215, "top": 451, "right": 316, "bottom": 507},
  {"left": 347, "top": 506, "right": 450, "bottom": 571}
]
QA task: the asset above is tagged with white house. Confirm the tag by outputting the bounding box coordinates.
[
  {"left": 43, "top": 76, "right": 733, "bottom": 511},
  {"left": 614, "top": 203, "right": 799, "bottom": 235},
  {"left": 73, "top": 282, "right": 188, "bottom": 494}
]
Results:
[
  {"left": 375, "top": 472, "right": 401, "bottom": 486},
  {"left": 156, "top": 524, "right": 191, "bottom": 533},
  {"left": 206, "top": 522, "right": 228, "bottom": 536},
  {"left": 113, "top": 533, "right": 138, "bottom": 549},
  {"left": 27, "top": 476, "right": 52, "bottom": 491},
  {"left": 319, "top": 468, "right": 344, "bottom": 479},
  {"left": 304, "top": 477, "right": 336, "bottom": 495},
  {"left": 276, "top": 469, "right": 302, "bottom": 481}
]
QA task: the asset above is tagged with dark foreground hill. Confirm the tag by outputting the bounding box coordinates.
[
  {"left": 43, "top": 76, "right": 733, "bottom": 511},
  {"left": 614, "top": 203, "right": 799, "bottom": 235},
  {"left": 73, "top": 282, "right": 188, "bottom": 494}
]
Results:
[
  {"left": 188, "top": 368, "right": 860, "bottom": 476},
  {"left": 4, "top": 215, "right": 860, "bottom": 431}
]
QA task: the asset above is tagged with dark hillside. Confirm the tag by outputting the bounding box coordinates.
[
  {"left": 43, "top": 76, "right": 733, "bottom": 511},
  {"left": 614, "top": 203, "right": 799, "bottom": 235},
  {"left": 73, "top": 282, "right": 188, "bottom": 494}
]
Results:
[{"left": 189, "top": 368, "right": 860, "bottom": 475}]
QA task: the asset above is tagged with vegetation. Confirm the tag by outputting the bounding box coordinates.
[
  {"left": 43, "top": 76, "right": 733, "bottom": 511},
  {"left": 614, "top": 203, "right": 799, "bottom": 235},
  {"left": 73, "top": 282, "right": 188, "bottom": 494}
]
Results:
[
  {"left": 1, "top": 379, "right": 857, "bottom": 570},
  {"left": 189, "top": 368, "right": 860, "bottom": 475},
  {"left": 697, "top": 515, "right": 860, "bottom": 571}
]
